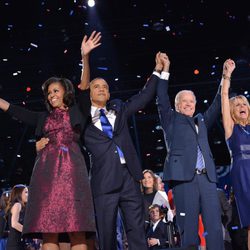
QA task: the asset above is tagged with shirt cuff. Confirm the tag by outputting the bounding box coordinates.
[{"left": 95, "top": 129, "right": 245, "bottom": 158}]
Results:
[
  {"left": 153, "top": 71, "right": 161, "bottom": 78},
  {"left": 157, "top": 239, "right": 160, "bottom": 246},
  {"left": 161, "top": 71, "right": 170, "bottom": 80}
]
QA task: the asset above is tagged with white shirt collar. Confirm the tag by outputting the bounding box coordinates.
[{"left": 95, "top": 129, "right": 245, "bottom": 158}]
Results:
[
  {"left": 91, "top": 106, "right": 107, "bottom": 118},
  {"left": 152, "top": 219, "right": 161, "bottom": 231}
]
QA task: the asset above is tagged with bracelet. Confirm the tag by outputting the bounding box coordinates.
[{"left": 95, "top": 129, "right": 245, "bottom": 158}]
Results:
[{"left": 222, "top": 74, "right": 231, "bottom": 81}]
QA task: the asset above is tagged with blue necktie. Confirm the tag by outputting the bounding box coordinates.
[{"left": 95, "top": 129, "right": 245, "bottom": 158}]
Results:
[
  {"left": 99, "top": 109, "right": 124, "bottom": 159},
  {"left": 196, "top": 146, "right": 204, "bottom": 170},
  {"left": 194, "top": 118, "right": 204, "bottom": 171}
]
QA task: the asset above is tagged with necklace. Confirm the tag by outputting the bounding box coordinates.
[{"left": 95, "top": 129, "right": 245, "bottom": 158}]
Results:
[{"left": 239, "top": 125, "right": 250, "bottom": 135}]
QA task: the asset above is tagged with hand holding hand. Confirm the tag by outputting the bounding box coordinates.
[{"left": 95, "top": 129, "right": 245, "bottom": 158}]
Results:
[
  {"left": 155, "top": 52, "right": 163, "bottom": 72},
  {"left": 81, "top": 31, "right": 101, "bottom": 57},
  {"left": 147, "top": 238, "right": 159, "bottom": 247},
  {"left": 159, "top": 52, "right": 170, "bottom": 72}
]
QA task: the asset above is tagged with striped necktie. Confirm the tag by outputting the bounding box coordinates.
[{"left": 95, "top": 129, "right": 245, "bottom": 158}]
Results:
[{"left": 196, "top": 146, "right": 204, "bottom": 170}]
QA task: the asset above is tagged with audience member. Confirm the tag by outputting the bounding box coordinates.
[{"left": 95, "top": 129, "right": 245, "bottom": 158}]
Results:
[{"left": 6, "top": 185, "right": 28, "bottom": 250}]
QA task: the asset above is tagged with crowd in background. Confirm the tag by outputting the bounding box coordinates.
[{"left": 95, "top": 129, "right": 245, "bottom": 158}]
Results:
[{"left": 0, "top": 169, "right": 248, "bottom": 250}]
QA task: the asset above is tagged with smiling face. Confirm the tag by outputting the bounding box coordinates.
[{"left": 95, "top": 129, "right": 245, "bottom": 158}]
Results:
[
  {"left": 47, "top": 82, "right": 66, "bottom": 109},
  {"left": 230, "top": 96, "right": 250, "bottom": 124},
  {"left": 175, "top": 90, "right": 196, "bottom": 117},
  {"left": 90, "top": 78, "right": 110, "bottom": 108},
  {"left": 142, "top": 171, "right": 155, "bottom": 189}
]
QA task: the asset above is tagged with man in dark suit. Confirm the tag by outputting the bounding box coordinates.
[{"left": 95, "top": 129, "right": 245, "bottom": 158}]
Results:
[
  {"left": 156, "top": 53, "right": 224, "bottom": 249},
  {"left": 77, "top": 33, "right": 168, "bottom": 250}
]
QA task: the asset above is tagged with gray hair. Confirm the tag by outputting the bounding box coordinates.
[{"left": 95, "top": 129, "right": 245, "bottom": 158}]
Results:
[{"left": 175, "top": 90, "right": 196, "bottom": 110}]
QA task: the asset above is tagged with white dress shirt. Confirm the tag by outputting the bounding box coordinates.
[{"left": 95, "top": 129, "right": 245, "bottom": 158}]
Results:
[
  {"left": 90, "top": 106, "right": 126, "bottom": 164},
  {"left": 90, "top": 71, "right": 169, "bottom": 165},
  {"left": 152, "top": 219, "right": 161, "bottom": 232}
]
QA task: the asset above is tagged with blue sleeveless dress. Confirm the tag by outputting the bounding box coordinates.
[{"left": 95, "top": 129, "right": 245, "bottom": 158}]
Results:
[{"left": 227, "top": 124, "right": 250, "bottom": 227}]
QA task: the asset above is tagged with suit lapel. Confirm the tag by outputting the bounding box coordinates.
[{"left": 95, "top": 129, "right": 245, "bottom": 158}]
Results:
[
  {"left": 107, "top": 100, "right": 120, "bottom": 132},
  {"left": 88, "top": 123, "right": 109, "bottom": 138},
  {"left": 196, "top": 115, "right": 204, "bottom": 136},
  {"left": 88, "top": 100, "right": 121, "bottom": 137},
  {"left": 113, "top": 111, "right": 121, "bottom": 132},
  {"left": 186, "top": 116, "right": 196, "bottom": 133}
]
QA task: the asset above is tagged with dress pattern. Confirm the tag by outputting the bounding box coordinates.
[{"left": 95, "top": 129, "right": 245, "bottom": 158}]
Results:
[
  {"left": 23, "top": 108, "right": 95, "bottom": 238},
  {"left": 227, "top": 124, "right": 250, "bottom": 228}
]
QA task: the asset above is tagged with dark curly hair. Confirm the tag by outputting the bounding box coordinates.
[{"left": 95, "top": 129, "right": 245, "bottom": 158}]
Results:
[{"left": 42, "top": 77, "right": 75, "bottom": 112}]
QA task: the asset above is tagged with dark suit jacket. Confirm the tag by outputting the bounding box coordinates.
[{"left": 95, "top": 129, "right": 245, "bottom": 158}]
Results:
[
  {"left": 156, "top": 78, "right": 221, "bottom": 183},
  {"left": 78, "top": 74, "right": 158, "bottom": 197},
  {"left": 6, "top": 103, "right": 87, "bottom": 139},
  {"left": 146, "top": 220, "right": 169, "bottom": 249}
]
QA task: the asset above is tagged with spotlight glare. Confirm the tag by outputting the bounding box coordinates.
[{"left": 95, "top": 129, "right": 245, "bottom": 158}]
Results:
[
  {"left": 88, "top": 0, "right": 95, "bottom": 7},
  {"left": 26, "top": 87, "right": 31, "bottom": 92},
  {"left": 194, "top": 69, "right": 199, "bottom": 75}
]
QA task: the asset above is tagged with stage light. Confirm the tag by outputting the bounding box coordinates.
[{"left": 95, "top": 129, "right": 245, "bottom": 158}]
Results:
[
  {"left": 88, "top": 0, "right": 95, "bottom": 7},
  {"left": 194, "top": 69, "right": 199, "bottom": 75},
  {"left": 26, "top": 87, "right": 31, "bottom": 92},
  {"left": 155, "top": 125, "right": 161, "bottom": 130},
  {"left": 30, "top": 43, "right": 38, "bottom": 48},
  {"left": 244, "top": 90, "right": 248, "bottom": 95}
]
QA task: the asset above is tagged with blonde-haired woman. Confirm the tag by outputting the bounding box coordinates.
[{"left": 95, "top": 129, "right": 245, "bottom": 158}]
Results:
[{"left": 221, "top": 58, "right": 250, "bottom": 249}]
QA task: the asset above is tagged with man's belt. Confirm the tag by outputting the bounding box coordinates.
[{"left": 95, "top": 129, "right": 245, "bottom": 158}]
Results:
[{"left": 195, "top": 168, "right": 207, "bottom": 175}]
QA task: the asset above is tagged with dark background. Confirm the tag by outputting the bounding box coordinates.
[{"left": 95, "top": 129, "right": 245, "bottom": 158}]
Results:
[{"left": 0, "top": 0, "right": 249, "bottom": 188}]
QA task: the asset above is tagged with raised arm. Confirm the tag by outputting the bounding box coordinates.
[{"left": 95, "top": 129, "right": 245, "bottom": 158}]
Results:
[
  {"left": 124, "top": 52, "right": 164, "bottom": 116},
  {"left": 79, "top": 31, "right": 101, "bottom": 90},
  {"left": 1, "top": 98, "right": 41, "bottom": 126},
  {"left": 156, "top": 53, "right": 172, "bottom": 133},
  {"left": 203, "top": 60, "right": 235, "bottom": 131},
  {"left": 221, "top": 59, "right": 236, "bottom": 139}
]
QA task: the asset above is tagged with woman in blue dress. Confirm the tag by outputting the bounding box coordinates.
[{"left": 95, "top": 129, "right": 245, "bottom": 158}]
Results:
[{"left": 221, "top": 58, "right": 250, "bottom": 249}]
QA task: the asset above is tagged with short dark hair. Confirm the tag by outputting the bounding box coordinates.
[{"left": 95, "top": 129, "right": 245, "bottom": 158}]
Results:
[
  {"left": 42, "top": 77, "right": 75, "bottom": 112},
  {"left": 148, "top": 204, "right": 165, "bottom": 217}
]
